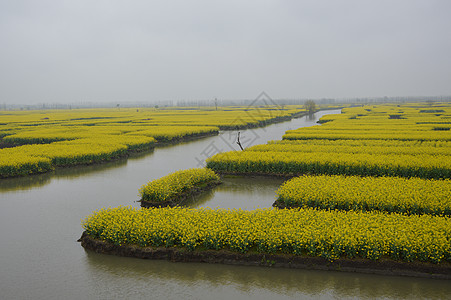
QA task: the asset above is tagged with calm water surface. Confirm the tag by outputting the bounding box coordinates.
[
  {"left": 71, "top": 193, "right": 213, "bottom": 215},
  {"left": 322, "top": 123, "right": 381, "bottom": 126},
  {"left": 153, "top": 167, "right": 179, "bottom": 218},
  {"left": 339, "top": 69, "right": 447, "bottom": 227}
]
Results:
[{"left": 1, "top": 109, "right": 449, "bottom": 299}]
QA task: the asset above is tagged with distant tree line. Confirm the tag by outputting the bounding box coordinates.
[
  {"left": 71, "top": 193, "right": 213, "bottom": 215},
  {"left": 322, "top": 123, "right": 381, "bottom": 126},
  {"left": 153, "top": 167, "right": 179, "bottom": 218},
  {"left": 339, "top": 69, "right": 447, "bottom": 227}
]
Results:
[{"left": 1, "top": 95, "right": 450, "bottom": 111}]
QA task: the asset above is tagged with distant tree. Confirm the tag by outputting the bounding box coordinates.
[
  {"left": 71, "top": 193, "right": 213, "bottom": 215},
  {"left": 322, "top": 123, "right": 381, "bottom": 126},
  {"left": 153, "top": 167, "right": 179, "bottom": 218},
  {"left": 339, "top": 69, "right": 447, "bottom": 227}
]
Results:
[{"left": 304, "top": 100, "right": 316, "bottom": 114}]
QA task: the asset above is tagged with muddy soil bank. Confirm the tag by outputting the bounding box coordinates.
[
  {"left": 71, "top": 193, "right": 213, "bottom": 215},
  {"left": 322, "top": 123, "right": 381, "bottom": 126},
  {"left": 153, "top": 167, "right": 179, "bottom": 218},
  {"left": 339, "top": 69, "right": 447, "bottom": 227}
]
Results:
[{"left": 78, "top": 232, "right": 451, "bottom": 280}]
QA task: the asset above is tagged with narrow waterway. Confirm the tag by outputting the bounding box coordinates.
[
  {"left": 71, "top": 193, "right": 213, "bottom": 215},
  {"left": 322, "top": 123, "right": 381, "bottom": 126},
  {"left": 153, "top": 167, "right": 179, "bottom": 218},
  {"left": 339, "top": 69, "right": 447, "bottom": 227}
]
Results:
[{"left": 1, "top": 109, "right": 449, "bottom": 300}]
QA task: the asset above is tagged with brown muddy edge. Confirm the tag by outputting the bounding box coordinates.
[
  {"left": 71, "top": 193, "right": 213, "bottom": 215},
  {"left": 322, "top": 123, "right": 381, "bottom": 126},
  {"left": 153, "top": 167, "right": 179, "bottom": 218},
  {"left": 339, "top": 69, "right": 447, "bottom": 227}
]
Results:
[
  {"left": 139, "top": 180, "right": 222, "bottom": 208},
  {"left": 78, "top": 232, "right": 451, "bottom": 280}
]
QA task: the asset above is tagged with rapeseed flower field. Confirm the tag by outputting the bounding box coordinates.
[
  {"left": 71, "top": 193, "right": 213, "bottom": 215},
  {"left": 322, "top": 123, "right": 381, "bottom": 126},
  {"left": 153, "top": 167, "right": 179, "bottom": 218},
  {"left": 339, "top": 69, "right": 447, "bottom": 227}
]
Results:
[
  {"left": 75, "top": 102, "right": 451, "bottom": 266},
  {"left": 82, "top": 206, "right": 451, "bottom": 264},
  {"left": 1, "top": 105, "right": 306, "bottom": 177},
  {"left": 139, "top": 168, "right": 220, "bottom": 204},
  {"left": 207, "top": 103, "right": 451, "bottom": 179},
  {"left": 275, "top": 175, "right": 451, "bottom": 216}
]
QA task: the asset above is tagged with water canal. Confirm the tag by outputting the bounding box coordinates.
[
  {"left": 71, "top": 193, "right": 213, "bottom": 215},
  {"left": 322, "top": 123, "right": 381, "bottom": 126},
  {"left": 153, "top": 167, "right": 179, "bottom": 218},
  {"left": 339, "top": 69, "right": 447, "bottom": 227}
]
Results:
[{"left": 1, "top": 109, "right": 449, "bottom": 299}]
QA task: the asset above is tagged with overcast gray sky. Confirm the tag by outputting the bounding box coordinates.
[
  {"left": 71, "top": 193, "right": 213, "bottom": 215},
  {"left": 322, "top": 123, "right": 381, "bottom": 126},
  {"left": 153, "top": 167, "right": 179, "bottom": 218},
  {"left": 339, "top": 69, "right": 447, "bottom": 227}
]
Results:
[{"left": 1, "top": 0, "right": 450, "bottom": 104}]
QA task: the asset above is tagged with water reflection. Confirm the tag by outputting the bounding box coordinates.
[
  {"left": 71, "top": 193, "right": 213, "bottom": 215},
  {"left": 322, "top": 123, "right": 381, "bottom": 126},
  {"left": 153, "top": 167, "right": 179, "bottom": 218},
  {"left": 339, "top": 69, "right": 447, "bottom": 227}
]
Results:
[
  {"left": 53, "top": 158, "right": 130, "bottom": 178},
  {"left": 0, "top": 172, "right": 52, "bottom": 192},
  {"left": 0, "top": 157, "right": 131, "bottom": 192},
  {"left": 83, "top": 251, "right": 451, "bottom": 299},
  {"left": 191, "top": 176, "right": 287, "bottom": 210},
  {"left": 183, "top": 188, "right": 215, "bottom": 207},
  {"left": 307, "top": 113, "right": 316, "bottom": 121}
]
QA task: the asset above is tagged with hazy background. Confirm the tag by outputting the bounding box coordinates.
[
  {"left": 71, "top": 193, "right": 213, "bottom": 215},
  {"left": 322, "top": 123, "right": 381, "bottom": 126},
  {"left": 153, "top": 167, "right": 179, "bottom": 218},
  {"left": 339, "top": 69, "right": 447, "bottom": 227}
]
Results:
[{"left": 1, "top": 0, "right": 450, "bottom": 105}]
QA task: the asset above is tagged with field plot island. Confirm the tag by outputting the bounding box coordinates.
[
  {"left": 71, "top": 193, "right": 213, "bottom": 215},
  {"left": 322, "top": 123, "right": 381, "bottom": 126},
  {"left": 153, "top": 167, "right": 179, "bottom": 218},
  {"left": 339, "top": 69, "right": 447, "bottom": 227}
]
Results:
[
  {"left": 0, "top": 105, "right": 309, "bottom": 178},
  {"left": 78, "top": 103, "right": 451, "bottom": 279}
]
